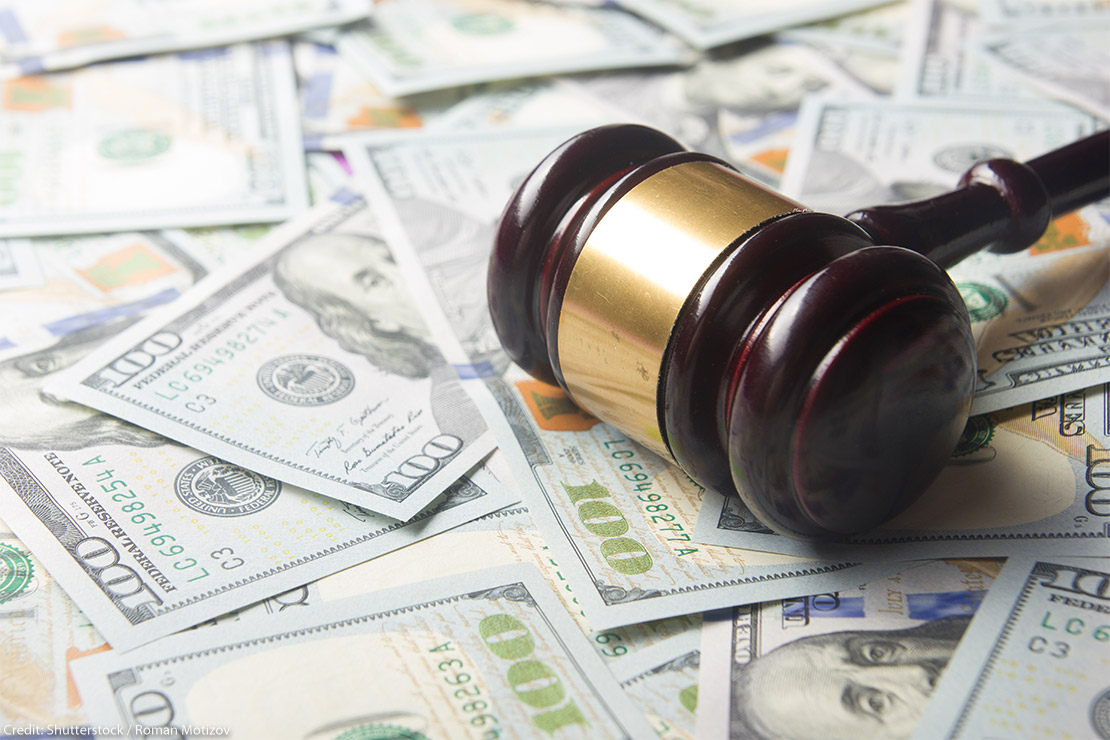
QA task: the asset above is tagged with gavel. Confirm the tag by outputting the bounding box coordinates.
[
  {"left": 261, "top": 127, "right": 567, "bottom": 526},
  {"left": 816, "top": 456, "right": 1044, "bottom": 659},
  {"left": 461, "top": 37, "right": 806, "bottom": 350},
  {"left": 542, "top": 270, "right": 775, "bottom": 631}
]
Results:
[{"left": 486, "top": 123, "right": 1110, "bottom": 540}]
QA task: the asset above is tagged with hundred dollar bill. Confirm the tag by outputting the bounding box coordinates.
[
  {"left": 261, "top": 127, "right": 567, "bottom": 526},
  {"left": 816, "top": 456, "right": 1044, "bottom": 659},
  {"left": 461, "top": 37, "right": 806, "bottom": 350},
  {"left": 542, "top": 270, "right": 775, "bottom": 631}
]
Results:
[
  {"left": 694, "top": 384, "right": 1110, "bottom": 558},
  {"left": 0, "top": 311, "right": 514, "bottom": 650},
  {"left": 914, "top": 556, "right": 1110, "bottom": 740},
  {"left": 341, "top": 125, "right": 580, "bottom": 383},
  {"left": 787, "top": 40, "right": 901, "bottom": 97},
  {"left": 294, "top": 38, "right": 464, "bottom": 151},
  {"left": 0, "top": 231, "right": 209, "bottom": 354},
  {"left": 430, "top": 78, "right": 629, "bottom": 134},
  {"left": 0, "top": 514, "right": 105, "bottom": 726},
  {"left": 0, "top": 41, "right": 309, "bottom": 239},
  {"left": 165, "top": 225, "right": 275, "bottom": 274},
  {"left": 570, "top": 38, "right": 875, "bottom": 187},
  {"left": 310, "top": 78, "right": 626, "bottom": 154},
  {"left": 949, "top": 242, "right": 1110, "bottom": 414},
  {"left": 162, "top": 152, "right": 350, "bottom": 270},
  {"left": 334, "top": 0, "right": 690, "bottom": 97},
  {"left": 781, "top": 97, "right": 1107, "bottom": 412},
  {"left": 977, "top": 26, "right": 1110, "bottom": 120},
  {"left": 71, "top": 563, "right": 659, "bottom": 739},
  {"left": 224, "top": 502, "right": 703, "bottom": 665},
  {"left": 610, "top": 629, "right": 701, "bottom": 740},
  {"left": 979, "top": 0, "right": 1110, "bottom": 26},
  {"left": 775, "top": 3, "right": 908, "bottom": 96},
  {"left": 0, "top": 0, "right": 370, "bottom": 77},
  {"left": 696, "top": 558, "right": 1002, "bottom": 740},
  {"left": 0, "top": 241, "right": 42, "bottom": 292},
  {"left": 344, "top": 128, "right": 895, "bottom": 630},
  {"left": 613, "top": 0, "right": 890, "bottom": 49},
  {"left": 781, "top": 1, "right": 909, "bottom": 55},
  {"left": 49, "top": 190, "right": 495, "bottom": 521},
  {"left": 315, "top": 502, "right": 702, "bottom": 658},
  {"left": 780, "top": 95, "right": 1101, "bottom": 219},
  {"left": 896, "top": 0, "right": 1048, "bottom": 99}
]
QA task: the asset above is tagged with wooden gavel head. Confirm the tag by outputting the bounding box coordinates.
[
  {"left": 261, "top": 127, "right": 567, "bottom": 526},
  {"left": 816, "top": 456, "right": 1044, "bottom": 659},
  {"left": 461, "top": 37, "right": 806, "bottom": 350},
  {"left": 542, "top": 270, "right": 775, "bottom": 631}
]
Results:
[{"left": 487, "top": 123, "right": 1110, "bottom": 540}]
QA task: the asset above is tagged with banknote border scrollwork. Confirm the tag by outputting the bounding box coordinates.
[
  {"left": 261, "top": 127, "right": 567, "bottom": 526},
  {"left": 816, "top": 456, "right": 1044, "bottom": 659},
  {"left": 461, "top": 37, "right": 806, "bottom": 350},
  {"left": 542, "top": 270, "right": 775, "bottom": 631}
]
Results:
[{"left": 466, "top": 582, "right": 536, "bottom": 606}]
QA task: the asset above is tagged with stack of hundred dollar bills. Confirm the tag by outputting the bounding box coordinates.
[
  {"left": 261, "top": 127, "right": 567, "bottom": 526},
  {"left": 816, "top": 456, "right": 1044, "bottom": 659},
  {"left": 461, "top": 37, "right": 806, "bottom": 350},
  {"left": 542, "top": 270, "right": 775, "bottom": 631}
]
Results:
[{"left": 0, "top": 0, "right": 1106, "bottom": 737}]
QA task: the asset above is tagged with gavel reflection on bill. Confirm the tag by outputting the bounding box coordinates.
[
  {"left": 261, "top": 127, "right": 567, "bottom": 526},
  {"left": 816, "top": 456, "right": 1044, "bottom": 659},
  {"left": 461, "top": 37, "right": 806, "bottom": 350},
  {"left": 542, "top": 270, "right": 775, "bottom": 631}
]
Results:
[{"left": 486, "top": 123, "right": 1110, "bottom": 540}]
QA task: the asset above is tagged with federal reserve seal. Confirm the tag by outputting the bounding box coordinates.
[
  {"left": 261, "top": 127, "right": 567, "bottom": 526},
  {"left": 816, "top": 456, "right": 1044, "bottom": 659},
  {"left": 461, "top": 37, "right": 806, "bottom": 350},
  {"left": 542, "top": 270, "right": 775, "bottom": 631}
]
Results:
[
  {"left": 174, "top": 457, "right": 282, "bottom": 517},
  {"left": 952, "top": 414, "right": 995, "bottom": 460},
  {"left": 957, "top": 282, "right": 1008, "bottom": 323},
  {"left": 257, "top": 354, "right": 354, "bottom": 406},
  {"left": 0, "top": 542, "right": 34, "bottom": 604}
]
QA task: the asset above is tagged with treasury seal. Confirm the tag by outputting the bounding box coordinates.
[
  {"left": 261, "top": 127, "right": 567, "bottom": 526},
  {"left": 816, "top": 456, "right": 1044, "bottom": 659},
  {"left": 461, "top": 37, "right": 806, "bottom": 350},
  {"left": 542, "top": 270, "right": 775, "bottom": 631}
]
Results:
[
  {"left": 957, "top": 282, "right": 1008, "bottom": 323},
  {"left": 174, "top": 457, "right": 282, "bottom": 517},
  {"left": 0, "top": 542, "right": 34, "bottom": 604},
  {"left": 98, "top": 129, "right": 172, "bottom": 162},
  {"left": 257, "top": 354, "right": 354, "bottom": 406},
  {"left": 952, "top": 414, "right": 994, "bottom": 458}
]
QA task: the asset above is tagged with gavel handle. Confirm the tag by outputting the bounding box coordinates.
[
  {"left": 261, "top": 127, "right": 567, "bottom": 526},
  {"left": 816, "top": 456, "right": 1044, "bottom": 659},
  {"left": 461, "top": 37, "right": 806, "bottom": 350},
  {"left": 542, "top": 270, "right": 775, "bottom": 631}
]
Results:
[{"left": 846, "top": 129, "right": 1110, "bottom": 269}]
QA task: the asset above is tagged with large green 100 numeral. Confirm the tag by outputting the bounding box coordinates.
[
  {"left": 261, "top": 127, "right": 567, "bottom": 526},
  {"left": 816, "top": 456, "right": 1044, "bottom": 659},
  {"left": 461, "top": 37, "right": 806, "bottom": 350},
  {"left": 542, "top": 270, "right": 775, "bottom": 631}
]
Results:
[
  {"left": 562, "top": 480, "right": 653, "bottom": 575},
  {"left": 479, "top": 613, "right": 588, "bottom": 734}
]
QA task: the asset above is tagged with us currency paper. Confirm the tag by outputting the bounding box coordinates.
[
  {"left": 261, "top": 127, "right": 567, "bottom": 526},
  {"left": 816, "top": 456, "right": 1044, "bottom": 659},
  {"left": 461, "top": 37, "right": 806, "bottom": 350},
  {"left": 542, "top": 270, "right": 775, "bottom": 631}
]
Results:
[
  {"left": 785, "top": 42, "right": 901, "bottom": 98},
  {"left": 781, "top": 1, "right": 909, "bottom": 55},
  {"left": 0, "top": 241, "right": 42, "bottom": 292},
  {"left": 225, "top": 503, "right": 703, "bottom": 664},
  {"left": 570, "top": 38, "right": 875, "bottom": 186},
  {"left": 0, "top": 42, "right": 309, "bottom": 239},
  {"left": 696, "top": 558, "right": 1002, "bottom": 740},
  {"left": 164, "top": 151, "right": 349, "bottom": 269},
  {"left": 294, "top": 38, "right": 463, "bottom": 151},
  {"left": 474, "top": 365, "right": 893, "bottom": 630},
  {"left": 0, "top": 231, "right": 209, "bottom": 355},
  {"left": 977, "top": 26, "right": 1110, "bottom": 120},
  {"left": 0, "top": 0, "right": 370, "bottom": 77},
  {"left": 345, "top": 129, "right": 895, "bottom": 630},
  {"left": 896, "top": 0, "right": 1048, "bottom": 99},
  {"left": 429, "top": 78, "right": 629, "bottom": 135},
  {"left": 335, "top": 0, "right": 690, "bottom": 97},
  {"left": 0, "top": 311, "right": 514, "bottom": 650},
  {"left": 978, "top": 0, "right": 1110, "bottom": 27},
  {"left": 780, "top": 95, "right": 1101, "bottom": 218},
  {"left": 776, "top": 3, "right": 907, "bottom": 97},
  {"left": 166, "top": 225, "right": 274, "bottom": 274},
  {"left": 914, "top": 556, "right": 1110, "bottom": 739},
  {"left": 781, "top": 96, "right": 1107, "bottom": 413},
  {"left": 49, "top": 191, "right": 495, "bottom": 521},
  {"left": 304, "top": 151, "right": 358, "bottom": 206},
  {"left": 949, "top": 242, "right": 1110, "bottom": 414},
  {"left": 310, "top": 78, "right": 626, "bottom": 154},
  {"left": 0, "top": 515, "right": 104, "bottom": 726},
  {"left": 694, "top": 384, "right": 1110, "bottom": 559},
  {"left": 0, "top": 444, "right": 511, "bottom": 652},
  {"left": 71, "top": 563, "right": 659, "bottom": 738},
  {"left": 610, "top": 629, "right": 701, "bottom": 740},
  {"left": 613, "top": 0, "right": 890, "bottom": 49}
]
